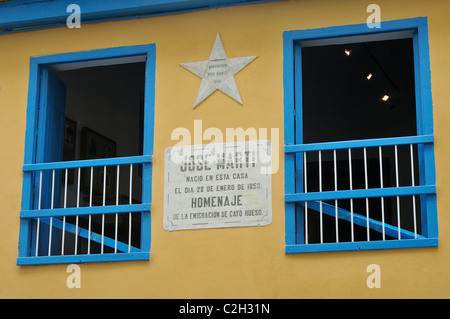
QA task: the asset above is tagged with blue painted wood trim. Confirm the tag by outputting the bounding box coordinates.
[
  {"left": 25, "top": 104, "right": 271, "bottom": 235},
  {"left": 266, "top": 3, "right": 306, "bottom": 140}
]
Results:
[
  {"left": 283, "top": 33, "right": 296, "bottom": 246},
  {"left": 31, "top": 44, "right": 154, "bottom": 66},
  {"left": 293, "top": 42, "right": 304, "bottom": 245},
  {"left": 140, "top": 43, "right": 156, "bottom": 254},
  {"left": 21, "top": 203, "right": 150, "bottom": 218},
  {"left": 413, "top": 26, "right": 429, "bottom": 239},
  {"left": 414, "top": 20, "right": 438, "bottom": 239},
  {"left": 286, "top": 238, "right": 438, "bottom": 254},
  {"left": 18, "top": 59, "right": 41, "bottom": 259},
  {"left": 286, "top": 185, "right": 435, "bottom": 203},
  {"left": 285, "top": 135, "right": 433, "bottom": 153},
  {"left": 23, "top": 155, "right": 152, "bottom": 171},
  {"left": 283, "top": 17, "right": 429, "bottom": 42},
  {"left": 0, "top": 0, "right": 281, "bottom": 32},
  {"left": 17, "top": 252, "right": 150, "bottom": 265}
]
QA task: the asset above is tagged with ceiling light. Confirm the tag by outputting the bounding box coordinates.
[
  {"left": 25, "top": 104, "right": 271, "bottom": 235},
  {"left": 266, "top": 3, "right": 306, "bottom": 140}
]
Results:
[
  {"left": 366, "top": 73, "right": 373, "bottom": 80},
  {"left": 382, "top": 95, "right": 390, "bottom": 101}
]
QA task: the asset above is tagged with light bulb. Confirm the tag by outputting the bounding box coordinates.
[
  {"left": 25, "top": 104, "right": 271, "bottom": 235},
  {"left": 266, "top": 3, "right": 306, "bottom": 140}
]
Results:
[
  {"left": 344, "top": 49, "right": 351, "bottom": 56},
  {"left": 382, "top": 95, "right": 390, "bottom": 101},
  {"left": 367, "top": 73, "right": 373, "bottom": 80}
]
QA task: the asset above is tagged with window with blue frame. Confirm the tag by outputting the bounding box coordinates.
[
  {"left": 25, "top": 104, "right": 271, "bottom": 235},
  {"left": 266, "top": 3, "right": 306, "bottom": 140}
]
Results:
[
  {"left": 17, "top": 44, "right": 155, "bottom": 265},
  {"left": 283, "top": 18, "right": 438, "bottom": 253}
]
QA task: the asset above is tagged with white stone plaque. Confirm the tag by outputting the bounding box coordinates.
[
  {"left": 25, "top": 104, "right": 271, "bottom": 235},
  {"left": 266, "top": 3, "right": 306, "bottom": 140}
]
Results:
[{"left": 164, "top": 140, "right": 272, "bottom": 231}]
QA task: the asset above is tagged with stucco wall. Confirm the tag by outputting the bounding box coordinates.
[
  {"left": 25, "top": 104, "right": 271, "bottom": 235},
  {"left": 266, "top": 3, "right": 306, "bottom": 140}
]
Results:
[{"left": 0, "top": 0, "right": 449, "bottom": 298}]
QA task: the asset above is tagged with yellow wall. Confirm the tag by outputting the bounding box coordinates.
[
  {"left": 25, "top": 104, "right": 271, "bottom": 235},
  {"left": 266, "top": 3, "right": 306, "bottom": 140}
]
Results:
[{"left": 1, "top": 0, "right": 450, "bottom": 298}]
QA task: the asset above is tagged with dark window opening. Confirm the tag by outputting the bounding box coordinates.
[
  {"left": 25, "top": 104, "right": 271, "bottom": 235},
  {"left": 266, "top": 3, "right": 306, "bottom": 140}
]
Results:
[
  {"left": 301, "top": 38, "right": 421, "bottom": 243},
  {"left": 302, "top": 38, "right": 417, "bottom": 144}
]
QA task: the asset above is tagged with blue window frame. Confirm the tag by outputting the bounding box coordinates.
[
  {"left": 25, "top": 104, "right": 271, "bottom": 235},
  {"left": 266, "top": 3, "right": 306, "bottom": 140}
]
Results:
[
  {"left": 283, "top": 17, "right": 438, "bottom": 253},
  {"left": 17, "top": 44, "right": 155, "bottom": 265}
]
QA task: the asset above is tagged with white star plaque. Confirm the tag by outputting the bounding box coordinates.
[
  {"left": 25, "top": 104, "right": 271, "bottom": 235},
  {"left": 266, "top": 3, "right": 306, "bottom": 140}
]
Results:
[{"left": 180, "top": 33, "right": 257, "bottom": 108}]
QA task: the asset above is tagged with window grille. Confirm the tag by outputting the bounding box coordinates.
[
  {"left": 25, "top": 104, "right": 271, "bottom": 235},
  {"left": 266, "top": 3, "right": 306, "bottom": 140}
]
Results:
[
  {"left": 285, "top": 135, "right": 436, "bottom": 251},
  {"left": 283, "top": 18, "right": 438, "bottom": 253},
  {"left": 18, "top": 156, "right": 152, "bottom": 264}
]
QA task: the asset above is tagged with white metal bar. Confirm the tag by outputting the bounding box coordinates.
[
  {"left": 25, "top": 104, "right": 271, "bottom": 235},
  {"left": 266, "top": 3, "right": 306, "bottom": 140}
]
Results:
[
  {"left": 303, "top": 152, "right": 308, "bottom": 244},
  {"left": 88, "top": 166, "right": 93, "bottom": 254},
  {"left": 395, "top": 145, "right": 401, "bottom": 239},
  {"left": 50, "top": 169, "right": 55, "bottom": 209},
  {"left": 48, "top": 169, "right": 55, "bottom": 256},
  {"left": 38, "top": 171, "right": 42, "bottom": 210},
  {"left": 128, "top": 164, "right": 133, "bottom": 253},
  {"left": 348, "top": 148, "right": 354, "bottom": 242},
  {"left": 61, "top": 168, "right": 68, "bottom": 255},
  {"left": 75, "top": 167, "right": 80, "bottom": 255},
  {"left": 333, "top": 149, "right": 339, "bottom": 243},
  {"left": 115, "top": 165, "right": 120, "bottom": 253},
  {"left": 379, "top": 146, "right": 386, "bottom": 240},
  {"left": 410, "top": 144, "right": 418, "bottom": 239},
  {"left": 364, "top": 147, "right": 370, "bottom": 241},
  {"left": 319, "top": 150, "right": 323, "bottom": 244},
  {"left": 35, "top": 170, "right": 42, "bottom": 256},
  {"left": 101, "top": 165, "right": 106, "bottom": 254}
]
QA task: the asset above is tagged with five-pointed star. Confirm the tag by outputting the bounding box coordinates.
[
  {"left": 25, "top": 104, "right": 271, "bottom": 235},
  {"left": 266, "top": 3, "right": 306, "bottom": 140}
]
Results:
[{"left": 180, "top": 33, "right": 257, "bottom": 108}]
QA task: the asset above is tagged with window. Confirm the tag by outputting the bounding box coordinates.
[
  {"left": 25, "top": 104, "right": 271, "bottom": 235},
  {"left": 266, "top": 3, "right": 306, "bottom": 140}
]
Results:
[
  {"left": 283, "top": 18, "right": 438, "bottom": 253},
  {"left": 17, "top": 44, "right": 155, "bottom": 265}
]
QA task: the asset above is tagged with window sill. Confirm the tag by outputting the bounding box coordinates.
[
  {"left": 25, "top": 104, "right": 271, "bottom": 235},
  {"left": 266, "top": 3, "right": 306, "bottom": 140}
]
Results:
[
  {"left": 285, "top": 238, "right": 438, "bottom": 254},
  {"left": 17, "top": 251, "right": 149, "bottom": 266}
]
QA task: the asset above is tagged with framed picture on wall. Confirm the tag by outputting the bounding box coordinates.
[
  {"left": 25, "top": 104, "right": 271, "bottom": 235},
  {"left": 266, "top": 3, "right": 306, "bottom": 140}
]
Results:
[
  {"left": 80, "top": 127, "right": 116, "bottom": 197},
  {"left": 63, "top": 117, "right": 77, "bottom": 184}
]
